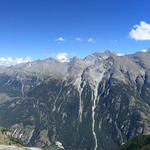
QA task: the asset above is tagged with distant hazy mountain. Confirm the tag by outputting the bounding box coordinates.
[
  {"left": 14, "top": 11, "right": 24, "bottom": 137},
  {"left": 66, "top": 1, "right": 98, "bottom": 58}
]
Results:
[{"left": 0, "top": 50, "right": 150, "bottom": 150}]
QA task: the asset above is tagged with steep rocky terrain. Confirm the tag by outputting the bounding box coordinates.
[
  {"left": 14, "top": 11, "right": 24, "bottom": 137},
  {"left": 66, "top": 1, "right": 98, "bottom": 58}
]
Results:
[
  {"left": 0, "top": 126, "right": 42, "bottom": 150},
  {"left": 0, "top": 126, "right": 61, "bottom": 150},
  {"left": 0, "top": 50, "right": 150, "bottom": 150}
]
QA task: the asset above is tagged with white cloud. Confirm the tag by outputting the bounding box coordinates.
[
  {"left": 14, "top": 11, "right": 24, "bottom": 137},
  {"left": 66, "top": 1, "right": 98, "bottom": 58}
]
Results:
[
  {"left": 75, "top": 37, "right": 82, "bottom": 41},
  {"left": 88, "top": 38, "right": 95, "bottom": 43},
  {"left": 0, "top": 57, "right": 7, "bottom": 62},
  {"left": 117, "top": 53, "right": 125, "bottom": 56},
  {"left": 141, "top": 49, "right": 147, "bottom": 52},
  {"left": 57, "top": 37, "right": 65, "bottom": 41},
  {"left": 56, "top": 53, "right": 69, "bottom": 62},
  {"left": 0, "top": 56, "right": 32, "bottom": 66},
  {"left": 129, "top": 21, "right": 150, "bottom": 40}
]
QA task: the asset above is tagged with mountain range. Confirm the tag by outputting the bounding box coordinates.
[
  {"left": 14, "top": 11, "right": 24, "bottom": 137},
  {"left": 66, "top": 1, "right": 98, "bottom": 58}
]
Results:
[{"left": 0, "top": 50, "right": 150, "bottom": 150}]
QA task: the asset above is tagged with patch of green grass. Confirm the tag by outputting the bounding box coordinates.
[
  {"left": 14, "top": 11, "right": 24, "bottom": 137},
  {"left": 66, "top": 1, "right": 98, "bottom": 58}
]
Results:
[{"left": 0, "top": 126, "right": 24, "bottom": 147}]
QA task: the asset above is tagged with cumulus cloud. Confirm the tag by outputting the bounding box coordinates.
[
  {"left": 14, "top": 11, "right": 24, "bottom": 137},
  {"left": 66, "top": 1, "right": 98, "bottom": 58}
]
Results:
[
  {"left": 117, "top": 53, "right": 125, "bottom": 56},
  {"left": 0, "top": 57, "right": 7, "bottom": 62},
  {"left": 0, "top": 56, "right": 32, "bottom": 66},
  {"left": 57, "top": 37, "right": 65, "bottom": 41},
  {"left": 129, "top": 21, "right": 150, "bottom": 40},
  {"left": 75, "top": 37, "right": 82, "bottom": 41},
  {"left": 88, "top": 38, "right": 95, "bottom": 43},
  {"left": 56, "top": 53, "right": 69, "bottom": 62},
  {"left": 141, "top": 49, "right": 148, "bottom": 52}
]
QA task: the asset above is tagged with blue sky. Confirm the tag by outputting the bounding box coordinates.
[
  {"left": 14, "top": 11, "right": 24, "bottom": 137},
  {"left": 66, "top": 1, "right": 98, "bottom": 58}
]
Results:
[{"left": 0, "top": 0, "right": 150, "bottom": 64}]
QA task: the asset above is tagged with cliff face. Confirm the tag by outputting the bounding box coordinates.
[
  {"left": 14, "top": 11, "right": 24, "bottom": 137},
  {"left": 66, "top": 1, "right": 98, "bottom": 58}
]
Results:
[{"left": 0, "top": 50, "right": 150, "bottom": 150}]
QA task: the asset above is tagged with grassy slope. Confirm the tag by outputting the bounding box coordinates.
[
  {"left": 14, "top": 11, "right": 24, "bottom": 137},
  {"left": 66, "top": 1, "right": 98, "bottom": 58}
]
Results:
[
  {"left": 0, "top": 127, "right": 61, "bottom": 150},
  {"left": 0, "top": 126, "right": 24, "bottom": 147}
]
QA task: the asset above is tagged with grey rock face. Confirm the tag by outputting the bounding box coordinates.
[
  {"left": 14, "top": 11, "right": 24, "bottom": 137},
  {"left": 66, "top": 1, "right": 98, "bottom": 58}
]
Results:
[{"left": 0, "top": 50, "right": 150, "bottom": 150}]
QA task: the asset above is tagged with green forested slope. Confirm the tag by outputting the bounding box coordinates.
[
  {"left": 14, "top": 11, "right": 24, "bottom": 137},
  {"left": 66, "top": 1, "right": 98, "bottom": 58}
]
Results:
[{"left": 113, "top": 135, "right": 150, "bottom": 150}]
